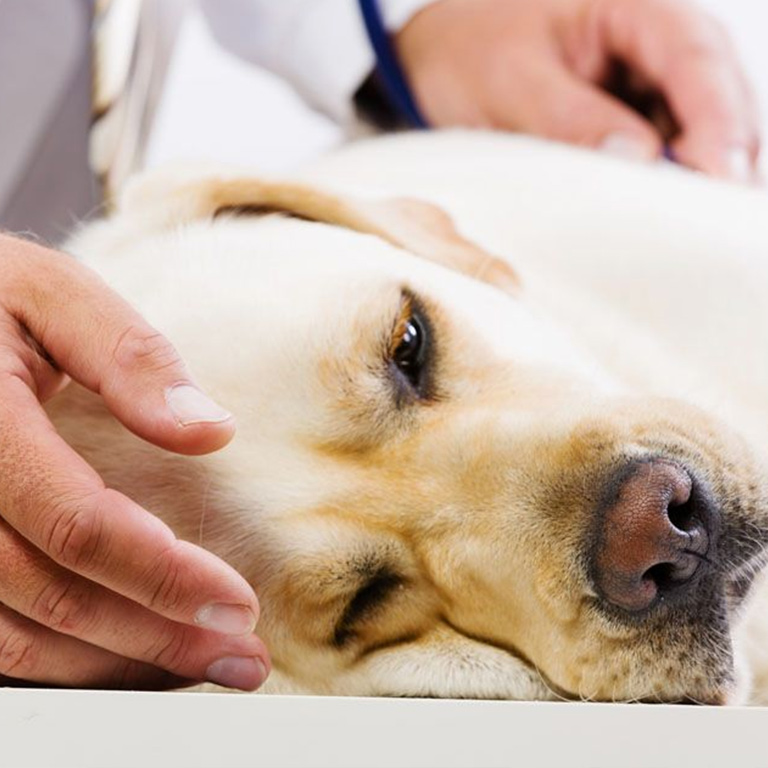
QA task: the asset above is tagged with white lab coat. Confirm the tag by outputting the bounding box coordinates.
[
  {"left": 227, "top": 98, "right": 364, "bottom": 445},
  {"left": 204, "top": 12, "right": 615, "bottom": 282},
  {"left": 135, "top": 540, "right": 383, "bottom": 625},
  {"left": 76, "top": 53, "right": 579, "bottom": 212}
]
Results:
[
  {"left": 199, "top": 0, "right": 436, "bottom": 123},
  {"left": 0, "top": 0, "right": 436, "bottom": 239}
]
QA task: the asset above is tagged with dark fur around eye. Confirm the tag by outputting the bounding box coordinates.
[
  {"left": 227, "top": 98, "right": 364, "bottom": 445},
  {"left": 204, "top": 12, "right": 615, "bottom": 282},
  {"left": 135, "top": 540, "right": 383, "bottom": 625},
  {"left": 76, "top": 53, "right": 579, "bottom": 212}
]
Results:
[{"left": 332, "top": 568, "right": 405, "bottom": 648}]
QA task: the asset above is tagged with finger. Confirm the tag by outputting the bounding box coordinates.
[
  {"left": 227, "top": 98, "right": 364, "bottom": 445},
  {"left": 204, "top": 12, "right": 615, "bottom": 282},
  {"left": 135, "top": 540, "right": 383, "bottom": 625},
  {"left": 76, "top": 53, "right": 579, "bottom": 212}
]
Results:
[
  {"left": 0, "top": 235, "right": 235, "bottom": 456},
  {"left": 668, "top": 57, "right": 761, "bottom": 181},
  {"left": 492, "top": 60, "right": 662, "bottom": 159},
  {"left": 0, "top": 375, "right": 262, "bottom": 642},
  {"left": 0, "top": 520, "right": 270, "bottom": 689},
  {"left": 596, "top": 0, "right": 761, "bottom": 180},
  {"left": 0, "top": 604, "right": 193, "bottom": 689}
]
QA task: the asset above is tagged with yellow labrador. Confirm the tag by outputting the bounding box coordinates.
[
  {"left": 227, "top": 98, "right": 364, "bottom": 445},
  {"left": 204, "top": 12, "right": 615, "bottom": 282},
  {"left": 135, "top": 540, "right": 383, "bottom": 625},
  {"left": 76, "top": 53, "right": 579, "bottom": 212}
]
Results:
[{"left": 52, "top": 131, "right": 768, "bottom": 705}]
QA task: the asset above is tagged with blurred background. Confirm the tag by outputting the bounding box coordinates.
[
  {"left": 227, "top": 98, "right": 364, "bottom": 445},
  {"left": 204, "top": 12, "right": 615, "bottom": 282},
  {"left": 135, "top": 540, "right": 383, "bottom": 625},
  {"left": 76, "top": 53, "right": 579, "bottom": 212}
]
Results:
[{"left": 146, "top": 0, "right": 768, "bottom": 175}]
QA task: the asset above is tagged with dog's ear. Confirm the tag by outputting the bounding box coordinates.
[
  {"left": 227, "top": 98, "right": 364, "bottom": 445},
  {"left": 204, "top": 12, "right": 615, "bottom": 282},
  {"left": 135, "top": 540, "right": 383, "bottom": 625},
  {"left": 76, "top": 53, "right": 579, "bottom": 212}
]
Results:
[{"left": 119, "top": 168, "right": 520, "bottom": 294}]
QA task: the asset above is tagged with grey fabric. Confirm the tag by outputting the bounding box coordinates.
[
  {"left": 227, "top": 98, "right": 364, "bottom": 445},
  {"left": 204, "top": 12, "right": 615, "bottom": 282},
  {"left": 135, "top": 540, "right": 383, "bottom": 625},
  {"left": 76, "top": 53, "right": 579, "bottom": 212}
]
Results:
[{"left": 0, "top": 0, "right": 99, "bottom": 245}]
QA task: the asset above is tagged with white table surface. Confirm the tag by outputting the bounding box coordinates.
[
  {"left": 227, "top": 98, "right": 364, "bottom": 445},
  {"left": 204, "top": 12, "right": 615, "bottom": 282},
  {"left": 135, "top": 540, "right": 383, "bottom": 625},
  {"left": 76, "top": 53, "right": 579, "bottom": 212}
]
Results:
[{"left": 2, "top": 689, "right": 767, "bottom": 768}]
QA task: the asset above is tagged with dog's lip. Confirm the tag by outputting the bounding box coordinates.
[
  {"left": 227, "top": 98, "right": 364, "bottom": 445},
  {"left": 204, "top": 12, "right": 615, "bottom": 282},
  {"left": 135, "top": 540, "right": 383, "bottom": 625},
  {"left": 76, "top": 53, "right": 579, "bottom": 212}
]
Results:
[{"left": 723, "top": 547, "right": 768, "bottom": 602}]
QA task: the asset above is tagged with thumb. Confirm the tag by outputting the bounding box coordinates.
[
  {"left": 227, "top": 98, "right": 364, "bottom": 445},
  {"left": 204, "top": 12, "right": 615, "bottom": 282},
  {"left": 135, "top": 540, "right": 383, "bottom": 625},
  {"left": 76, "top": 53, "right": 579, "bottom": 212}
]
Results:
[
  {"left": 497, "top": 63, "right": 663, "bottom": 161},
  {"left": 3, "top": 238, "right": 235, "bottom": 457}
]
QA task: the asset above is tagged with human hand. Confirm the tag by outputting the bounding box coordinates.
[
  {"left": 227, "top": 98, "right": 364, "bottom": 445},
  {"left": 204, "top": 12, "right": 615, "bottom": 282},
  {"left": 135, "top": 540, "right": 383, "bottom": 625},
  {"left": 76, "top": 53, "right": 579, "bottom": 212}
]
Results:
[
  {"left": 396, "top": 0, "right": 761, "bottom": 181},
  {"left": 0, "top": 234, "right": 269, "bottom": 690}
]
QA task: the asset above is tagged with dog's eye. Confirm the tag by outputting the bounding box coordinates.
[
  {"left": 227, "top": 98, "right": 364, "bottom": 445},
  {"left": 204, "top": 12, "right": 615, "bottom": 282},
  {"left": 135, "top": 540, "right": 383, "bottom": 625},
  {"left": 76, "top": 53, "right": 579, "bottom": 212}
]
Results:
[
  {"left": 391, "top": 311, "right": 429, "bottom": 396},
  {"left": 333, "top": 568, "right": 405, "bottom": 648},
  {"left": 394, "top": 316, "right": 425, "bottom": 376}
]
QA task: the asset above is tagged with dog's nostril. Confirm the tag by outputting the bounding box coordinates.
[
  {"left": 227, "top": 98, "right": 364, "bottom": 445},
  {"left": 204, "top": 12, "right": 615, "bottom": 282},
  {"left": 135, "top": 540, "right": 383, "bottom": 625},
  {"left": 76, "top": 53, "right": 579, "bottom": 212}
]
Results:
[
  {"left": 591, "top": 459, "right": 716, "bottom": 614},
  {"left": 668, "top": 498, "right": 698, "bottom": 534},
  {"left": 643, "top": 557, "right": 700, "bottom": 592}
]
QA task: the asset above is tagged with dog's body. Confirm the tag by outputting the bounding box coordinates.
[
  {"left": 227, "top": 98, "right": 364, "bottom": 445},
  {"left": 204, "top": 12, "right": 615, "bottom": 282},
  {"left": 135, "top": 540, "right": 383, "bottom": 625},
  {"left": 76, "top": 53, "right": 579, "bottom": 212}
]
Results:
[{"left": 52, "top": 131, "right": 768, "bottom": 704}]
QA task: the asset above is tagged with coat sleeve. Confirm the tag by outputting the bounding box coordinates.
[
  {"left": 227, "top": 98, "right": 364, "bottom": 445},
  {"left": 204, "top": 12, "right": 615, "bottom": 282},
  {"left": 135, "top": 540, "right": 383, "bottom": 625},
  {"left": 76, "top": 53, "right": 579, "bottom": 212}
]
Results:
[{"left": 198, "top": 0, "right": 437, "bottom": 124}]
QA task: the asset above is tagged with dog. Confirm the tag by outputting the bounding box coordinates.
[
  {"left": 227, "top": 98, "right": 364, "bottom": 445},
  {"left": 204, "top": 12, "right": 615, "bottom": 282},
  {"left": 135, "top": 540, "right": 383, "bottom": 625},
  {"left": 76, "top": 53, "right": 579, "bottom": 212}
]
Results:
[{"left": 51, "top": 130, "right": 768, "bottom": 704}]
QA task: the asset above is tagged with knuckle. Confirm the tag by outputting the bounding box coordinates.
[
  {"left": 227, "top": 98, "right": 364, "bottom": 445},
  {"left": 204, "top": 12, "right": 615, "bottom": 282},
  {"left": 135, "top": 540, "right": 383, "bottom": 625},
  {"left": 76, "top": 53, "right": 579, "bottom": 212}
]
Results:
[
  {"left": 111, "top": 325, "right": 182, "bottom": 377},
  {"left": 0, "top": 627, "right": 40, "bottom": 678},
  {"left": 44, "top": 499, "right": 105, "bottom": 572},
  {"left": 30, "top": 577, "right": 93, "bottom": 634},
  {"left": 146, "top": 554, "right": 187, "bottom": 615},
  {"left": 145, "top": 629, "right": 193, "bottom": 672}
]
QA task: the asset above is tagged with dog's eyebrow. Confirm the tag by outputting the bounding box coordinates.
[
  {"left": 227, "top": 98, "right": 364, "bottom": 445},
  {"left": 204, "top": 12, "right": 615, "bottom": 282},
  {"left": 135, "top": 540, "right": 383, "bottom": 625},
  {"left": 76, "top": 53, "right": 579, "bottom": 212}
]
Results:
[{"left": 332, "top": 565, "right": 405, "bottom": 648}]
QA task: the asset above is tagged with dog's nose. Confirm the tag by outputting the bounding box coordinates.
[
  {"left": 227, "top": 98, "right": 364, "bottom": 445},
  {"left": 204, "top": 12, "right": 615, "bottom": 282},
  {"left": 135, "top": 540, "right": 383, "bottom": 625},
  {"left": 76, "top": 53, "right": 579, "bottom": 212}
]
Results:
[{"left": 592, "top": 459, "right": 714, "bottom": 613}]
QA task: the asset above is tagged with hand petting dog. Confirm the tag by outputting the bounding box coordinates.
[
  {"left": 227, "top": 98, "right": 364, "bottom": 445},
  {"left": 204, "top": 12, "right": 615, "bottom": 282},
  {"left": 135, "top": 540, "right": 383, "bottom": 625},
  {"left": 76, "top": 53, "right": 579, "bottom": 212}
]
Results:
[{"left": 0, "top": 235, "right": 270, "bottom": 691}]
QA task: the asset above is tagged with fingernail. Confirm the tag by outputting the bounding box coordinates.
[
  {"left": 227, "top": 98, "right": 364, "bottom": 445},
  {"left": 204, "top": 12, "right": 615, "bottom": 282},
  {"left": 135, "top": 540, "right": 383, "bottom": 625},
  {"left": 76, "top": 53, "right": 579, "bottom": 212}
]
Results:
[
  {"left": 725, "top": 146, "right": 752, "bottom": 183},
  {"left": 206, "top": 656, "right": 268, "bottom": 690},
  {"left": 195, "top": 603, "right": 257, "bottom": 635},
  {"left": 166, "top": 384, "right": 232, "bottom": 426},
  {"left": 599, "top": 132, "right": 654, "bottom": 162}
]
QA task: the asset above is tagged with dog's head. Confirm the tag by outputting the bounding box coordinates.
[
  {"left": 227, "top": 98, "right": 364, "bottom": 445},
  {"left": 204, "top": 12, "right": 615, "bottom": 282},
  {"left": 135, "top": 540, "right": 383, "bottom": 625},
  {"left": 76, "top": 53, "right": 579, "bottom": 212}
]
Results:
[{"left": 61, "top": 169, "right": 768, "bottom": 703}]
